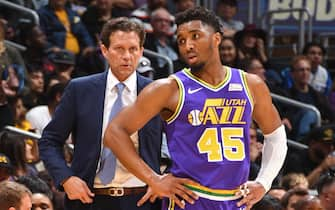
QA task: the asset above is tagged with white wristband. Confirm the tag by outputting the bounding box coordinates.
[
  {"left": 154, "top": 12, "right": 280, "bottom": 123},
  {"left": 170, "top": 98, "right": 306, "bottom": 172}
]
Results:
[{"left": 255, "top": 125, "right": 287, "bottom": 192}]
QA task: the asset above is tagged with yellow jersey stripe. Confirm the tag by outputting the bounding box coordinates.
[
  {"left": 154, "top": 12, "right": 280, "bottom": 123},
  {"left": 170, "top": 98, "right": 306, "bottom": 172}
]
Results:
[
  {"left": 168, "top": 198, "right": 175, "bottom": 210},
  {"left": 166, "top": 75, "right": 184, "bottom": 123},
  {"left": 240, "top": 71, "right": 254, "bottom": 110},
  {"left": 183, "top": 66, "right": 231, "bottom": 90},
  {"left": 185, "top": 183, "right": 239, "bottom": 197}
]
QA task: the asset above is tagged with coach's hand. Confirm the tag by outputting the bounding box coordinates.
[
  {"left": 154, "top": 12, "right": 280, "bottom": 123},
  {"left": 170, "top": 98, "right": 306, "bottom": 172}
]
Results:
[
  {"left": 236, "top": 181, "right": 266, "bottom": 210},
  {"left": 63, "top": 176, "right": 95, "bottom": 204}
]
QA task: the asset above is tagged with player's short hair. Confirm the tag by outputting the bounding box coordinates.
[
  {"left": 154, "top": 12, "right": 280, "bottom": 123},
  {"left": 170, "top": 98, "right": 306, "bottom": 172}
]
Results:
[{"left": 175, "top": 6, "right": 222, "bottom": 36}]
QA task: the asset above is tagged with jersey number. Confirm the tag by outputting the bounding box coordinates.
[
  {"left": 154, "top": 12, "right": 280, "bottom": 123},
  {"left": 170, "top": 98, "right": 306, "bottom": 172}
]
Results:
[{"left": 197, "top": 127, "right": 245, "bottom": 161}]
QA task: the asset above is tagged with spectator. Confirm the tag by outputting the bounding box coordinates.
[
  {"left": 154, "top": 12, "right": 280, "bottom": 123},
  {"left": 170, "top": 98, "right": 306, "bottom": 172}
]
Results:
[
  {"left": 268, "top": 187, "right": 287, "bottom": 201},
  {"left": 283, "top": 125, "right": 335, "bottom": 188},
  {"left": 292, "top": 196, "right": 323, "bottom": 210},
  {"left": 31, "top": 192, "right": 54, "bottom": 210},
  {"left": 0, "top": 64, "right": 25, "bottom": 129},
  {"left": 249, "top": 122, "right": 263, "bottom": 181},
  {"left": 240, "top": 57, "right": 266, "bottom": 80},
  {"left": 281, "top": 188, "right": 309, "bottom": 210},
  {"left": 137, "top": 56, "right": 155, "bottom": 79},
  {"left": 26, "top": 83, "right": 66, "bottom": 135},
  {"left": 0, "top": 77, "right": 14, "bottom": 129},
  {"left": 0, "top": 19, "right": 26, "bottom": 77},
  {"left": 303, "top": 42, "right": 332, "bottom": 96},
  {"left": 24, "top": 138, "right": 40, "bottom": 168},
  {"left": 2, "top": 64, "right": 25, "bottom": 97},
  {"left": 216, "top": 0, "right": 244, "bottom": 37},
  {"left": 234, "top": 24, "right": 268, "bottom": 64},
  {"left": 0, "top": 153, "right": 13, "bottom": 182},
  {"left": 16, "top": 176, "right": 54, "bottom": 210},
  {"left": 22, "top": 66, "right": 46, "bottom": 110},
  {"left": 281, "top": 42, "right": 332, "bottom": 98},
  {"left": 173, "top": 0, "right": 196, "bottom": 14},
  {"left": 317, "top": 171, "right": 335, "bottom": 210},
  {"left": 37, "top": 0, "right": 95, "bottom": 56},
  {"left": 7, "top": 95, "right": 33, "bottom": 132},
  {"left": 251, "top": 194, "right": 283, "bottom": 210},
  {"left": 0, "top": 181, "right": 32, "bottom": 210},
  {"left": 219, "top": 36, "right": 239, "bottom": 67},
  {"left": 144, "top": 7, "right": 178, "bottom": 79},
  {"left": 280, "top": 173, "right": 309, "bottom": 191},
  {"left": 48, "top": 49, "right": 76, "bottom": 83},
  {"left": 240, "top": 57, "right": 292, "bottom": 132},
  {"left": 130, "top": 0, "right": 168, "bottom": 33},
  {"left": 239, "top": 57, "right": 284, "bottom": 90},
  {"left": 285, "top": 56, "right": 335, "bottom": 140},
  {"left": 68, "top": 0, "right": 87, "bottom": 16},
  {"left": 20, "top": 24, "right": 56, "bottom": 75},
  {"left": 38, "top": 171, "right": 64, "bottom": 210},
  {"left": 82, "top": 0, "right": 123, "bottom": 44},
  {"left": 110, "top": 0, "right": 139, "bottom": 17},
  {"left": 0, "top": 131, "right": 38, "bottom": 179}
]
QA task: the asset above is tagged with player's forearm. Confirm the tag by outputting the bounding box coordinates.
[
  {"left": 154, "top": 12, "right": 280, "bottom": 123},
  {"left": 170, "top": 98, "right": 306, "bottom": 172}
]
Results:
[
  {"left": 255, "top": 124, "right": 287, "bottom": 192},
  {"left": 103, "top": 124, "right": 159, "bottom": 185}
]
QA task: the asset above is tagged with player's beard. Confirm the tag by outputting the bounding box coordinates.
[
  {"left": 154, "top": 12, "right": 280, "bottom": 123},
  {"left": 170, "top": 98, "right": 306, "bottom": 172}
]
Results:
[{"left": 189, "top": 62, "right": 205, "bottom": 73}]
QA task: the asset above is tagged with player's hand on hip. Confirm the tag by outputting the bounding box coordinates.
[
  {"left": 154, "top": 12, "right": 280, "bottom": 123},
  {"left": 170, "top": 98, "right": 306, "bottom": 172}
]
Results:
[
  {"left": 137, "top": 186, "right": 158, "bottom": 207},
  {"left": 236, "top": 181, "right": 266, "bottom": 210},
  {"left": 62, "top": 176, "right": 94, "bottom": 204},
  {"left": 146, "top": 173, "right": 199, "bottom": 209}
]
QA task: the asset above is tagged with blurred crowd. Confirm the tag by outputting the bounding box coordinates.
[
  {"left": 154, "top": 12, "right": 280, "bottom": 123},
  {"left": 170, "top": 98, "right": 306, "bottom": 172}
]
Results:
[{"left": 0, "top": 0, "right": 335, "bottom": 210}]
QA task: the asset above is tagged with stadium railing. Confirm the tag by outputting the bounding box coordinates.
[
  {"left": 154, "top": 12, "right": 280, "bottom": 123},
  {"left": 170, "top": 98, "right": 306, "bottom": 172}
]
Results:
[
  {"left": 143, "top": 48, "right": 174, "bottom": 76},
  {"left": 261, "top": 7, "right": 313, "bottom": 56},
  {"left": 271, "top": 93, "right": 321, "bottom": 127},
  {"left": 0, "top": 0, "right": 39, "bottom": 25}
]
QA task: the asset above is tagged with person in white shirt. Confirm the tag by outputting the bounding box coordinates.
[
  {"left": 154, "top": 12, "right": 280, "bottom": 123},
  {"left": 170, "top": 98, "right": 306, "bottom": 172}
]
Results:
[
  {"left": 26, "top": 83, "right": 66, "bottom": 135},
  {"left": 302, "top": 42, "right": 332, "bottom": 96}
]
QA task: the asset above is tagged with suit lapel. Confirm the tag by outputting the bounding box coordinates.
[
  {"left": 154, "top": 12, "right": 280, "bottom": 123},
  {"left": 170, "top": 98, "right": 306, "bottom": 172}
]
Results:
[
  {"left": 92, "top": 71, "right": 108, "bottom": 141},
  {"left": 136, "top": 74, "right": 151, "bottom": 153},
  {"left": 136, "top": 73, "right": 149, "bottom": 95}
]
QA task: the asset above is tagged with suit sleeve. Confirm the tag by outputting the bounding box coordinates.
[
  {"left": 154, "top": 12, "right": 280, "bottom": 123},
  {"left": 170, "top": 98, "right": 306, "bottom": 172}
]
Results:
[{"left": 39, "top": 81, "right": 77, "bottom": 189}]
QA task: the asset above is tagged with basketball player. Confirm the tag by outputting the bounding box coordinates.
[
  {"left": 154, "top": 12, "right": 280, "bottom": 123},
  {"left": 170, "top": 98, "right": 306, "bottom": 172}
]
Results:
[{"left": 104, "top": 7, "right": 287, "bottom": 210}]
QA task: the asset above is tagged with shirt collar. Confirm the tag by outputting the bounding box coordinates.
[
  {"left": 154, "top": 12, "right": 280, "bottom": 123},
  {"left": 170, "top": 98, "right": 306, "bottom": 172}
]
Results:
[{"left": 107, "top": 69, "right": 137, "bottom": 93}]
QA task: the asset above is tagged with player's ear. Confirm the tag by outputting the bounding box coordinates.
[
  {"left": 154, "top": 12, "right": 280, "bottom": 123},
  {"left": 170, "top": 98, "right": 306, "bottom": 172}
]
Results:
[{"left": 213, "top": 32, "right": 222, "bottom": 47}]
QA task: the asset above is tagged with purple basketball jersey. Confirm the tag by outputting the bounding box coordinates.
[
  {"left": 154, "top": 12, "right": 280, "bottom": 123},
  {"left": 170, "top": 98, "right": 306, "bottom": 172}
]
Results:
[{"left": 164, "top": 67, "right": 253, "bottom": 190}]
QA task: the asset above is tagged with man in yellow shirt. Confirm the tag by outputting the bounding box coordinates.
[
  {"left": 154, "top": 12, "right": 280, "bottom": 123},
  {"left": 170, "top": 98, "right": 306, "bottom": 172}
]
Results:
[{"left": 37, "top": 0, "right": 94, "bottom": 57}]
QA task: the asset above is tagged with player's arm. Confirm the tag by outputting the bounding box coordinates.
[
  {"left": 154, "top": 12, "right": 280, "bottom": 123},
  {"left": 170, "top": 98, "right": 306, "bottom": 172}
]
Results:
[
  {"left": 238, "top": 74, "right": 287, "bottom": 209},
  {"left": 104, "top": 78, "right": 198, "bottom": 207},
  {"left": 249, "top": 74, "right": 282, "bottom": 134},
  {"left": 248, "top": 74, "right": 287, "bottom": 191}
]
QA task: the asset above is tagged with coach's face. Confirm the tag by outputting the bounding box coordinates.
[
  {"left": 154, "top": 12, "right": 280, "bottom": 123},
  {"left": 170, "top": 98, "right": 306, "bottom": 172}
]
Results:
[{"left": 101, "top": 31, "right": 143, "bottom": 81}]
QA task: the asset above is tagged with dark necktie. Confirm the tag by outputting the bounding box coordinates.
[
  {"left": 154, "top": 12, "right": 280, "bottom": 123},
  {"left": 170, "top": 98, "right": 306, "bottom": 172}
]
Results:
[{"left": 98, "top": 83, "right": 125, "bottom": 185}]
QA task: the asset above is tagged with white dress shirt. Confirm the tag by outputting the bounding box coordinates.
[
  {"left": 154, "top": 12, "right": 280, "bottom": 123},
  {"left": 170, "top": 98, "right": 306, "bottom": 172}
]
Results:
[{"left": 94, "top": 69, "right": 146, "bottom": 188}]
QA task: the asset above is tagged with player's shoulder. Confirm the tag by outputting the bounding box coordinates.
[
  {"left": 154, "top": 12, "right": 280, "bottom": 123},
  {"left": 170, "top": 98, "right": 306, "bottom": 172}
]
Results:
[
  {"left": 149, "top": 77, "right": 179, "bottom": 90},
  {"left": 244, "top": 71, "right": 266, "bottom": 87}
]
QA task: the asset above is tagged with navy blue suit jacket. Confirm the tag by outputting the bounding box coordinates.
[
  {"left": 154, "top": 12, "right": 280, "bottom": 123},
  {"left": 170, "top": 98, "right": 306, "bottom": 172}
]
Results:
[{"left": 39, "top": 71, "right": 162, "bottom": 209}]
